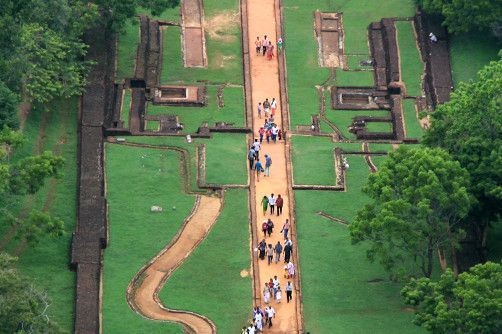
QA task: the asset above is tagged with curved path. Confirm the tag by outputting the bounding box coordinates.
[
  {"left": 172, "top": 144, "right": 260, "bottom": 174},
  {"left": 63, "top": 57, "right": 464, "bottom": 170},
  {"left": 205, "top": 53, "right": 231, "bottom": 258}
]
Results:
[{"left": 127, "top": 195, "right": 222, "bottom": 334}]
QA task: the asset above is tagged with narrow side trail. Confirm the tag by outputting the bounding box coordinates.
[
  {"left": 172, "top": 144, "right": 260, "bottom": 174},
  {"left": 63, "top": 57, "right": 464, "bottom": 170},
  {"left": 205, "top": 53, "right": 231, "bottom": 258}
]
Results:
[
  {"left": 246, "top": 0, "right": 300, "bottom": 332},
  {"left": 128, "top": 195, "right": 222, "bottom": 334}
]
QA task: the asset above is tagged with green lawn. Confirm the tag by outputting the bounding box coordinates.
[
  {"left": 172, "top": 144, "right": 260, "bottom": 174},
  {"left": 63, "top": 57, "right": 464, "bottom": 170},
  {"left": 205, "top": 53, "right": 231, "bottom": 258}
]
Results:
[
  {"left": 324, "top": 108, "right": 391, "bottom": 139},
  {"left": 291, "top": 135, "right": 337, "bottom": 185},
  {"left": 160, "top": 188, "right": 252, "bottom": 333},
  {"left": 147, "top": 86, "right": 245, "bottom": 133},
  {"left": 450, "top": 32, "right": 500, "bottom": 85},
  {"left": 145, "top": 119, "right": 160, "bottom": 131},
  {"left": 396, "top": 21, "right": 423, "bottom": 97},
  {"left": 103, "top": 144, "right": 195, "bottom": 333},
  {"left": 0, "top": 99, "right": 78, "bottom": 332},
  {"left": 121, "top": 89, "right": 132, "bottom": 128},
  {"left": 160, "top": 0, "right": 243, "bottom": 85},
  {"left": 283, "top": 0, "right": 415, "bottom": 128},
  {"left": 402, "top": 98, "right": 423, "bottom": 139},
  {"left": 365, "top": 121, "right": 393, "bottom": 133},
  {"left": 116, "top": 18, "right": 140, "bottom": 82},
  {"left": 126, "top": 133, "right": 248, "bottom": 186}
]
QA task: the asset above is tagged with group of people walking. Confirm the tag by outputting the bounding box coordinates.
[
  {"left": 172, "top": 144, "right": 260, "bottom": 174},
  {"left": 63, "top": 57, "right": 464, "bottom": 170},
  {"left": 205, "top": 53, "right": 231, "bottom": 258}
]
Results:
[{"left": 254, "top": 35, "right": 283, "bottom": 61}]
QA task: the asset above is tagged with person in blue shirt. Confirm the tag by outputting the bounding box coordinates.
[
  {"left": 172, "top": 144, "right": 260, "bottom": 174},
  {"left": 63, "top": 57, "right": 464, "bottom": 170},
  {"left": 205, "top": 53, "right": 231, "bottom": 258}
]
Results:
[{"left": 255, "top": 158, "right": 264, "bottom": 182}]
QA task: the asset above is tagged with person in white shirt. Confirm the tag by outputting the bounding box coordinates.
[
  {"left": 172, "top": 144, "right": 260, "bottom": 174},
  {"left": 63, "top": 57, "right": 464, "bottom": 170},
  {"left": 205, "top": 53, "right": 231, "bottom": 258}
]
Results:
[
  {"left": 254, "top": 311, "right": 263, "bottom": 331},
  {"left": 271, "top": 97, "right": 277, "bottom": 116},
  {"left": 285, "top": 281, "right": 293, "bottom": 303},
  {"left": 268, "top": 194, "right": 276, "bottom": 215},
  {"left": 275, "top": 286, "right": 282, "bottom": 303},
  {"left": 271, "top": 125, "right": 279, "bottom": 143},
  {"left": 272, "top": 275, "right": 280, "bottom": 297},
  {"left": 253, "top": 139, "right": 260, "bottom": 159},
  {"left": 265, "top": 306, "right": 276, "bottom": 328}
]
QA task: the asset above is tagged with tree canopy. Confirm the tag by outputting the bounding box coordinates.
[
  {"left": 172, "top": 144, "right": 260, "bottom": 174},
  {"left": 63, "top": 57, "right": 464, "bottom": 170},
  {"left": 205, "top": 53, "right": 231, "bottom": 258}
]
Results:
[
  {"left": 402, "top": 261, "right": 502, "bottom": 334},
  {"left": 350, "top": 146, "right": 471, "bottom": 278},
  {"left": 416, "top": 0, "right": 502, "bottom": 34},
  {"left": 423, "top": 54, "right": 502, "bottom": 253}
]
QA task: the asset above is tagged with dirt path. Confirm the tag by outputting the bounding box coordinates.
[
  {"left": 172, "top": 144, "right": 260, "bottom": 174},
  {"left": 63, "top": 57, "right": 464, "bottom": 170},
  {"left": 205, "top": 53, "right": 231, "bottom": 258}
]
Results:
[
  {"left": 246, "top": 0, "right": 300, "bottom": 332},
  {"left": 128, "top": 195, "right": 222, "bottom": 333}
]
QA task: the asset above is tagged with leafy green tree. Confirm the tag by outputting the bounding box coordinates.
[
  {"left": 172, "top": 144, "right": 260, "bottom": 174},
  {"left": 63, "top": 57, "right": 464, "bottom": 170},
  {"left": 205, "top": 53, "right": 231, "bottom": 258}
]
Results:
[
  {"left": 416, "top": 0, "right": 502, "bottom": 34},
  {"left": 402, "top": 261, "right": 502, "bottom": 334},
  {"left": 349, "top": 146, "right": 471, "bottom": 278},
  {"left": 0, "top": 253, "right": 64, "bottom": 333},
  {"left": 423, "top": 55, "right": 502, "bottom": 257},
  {"left": 0, "top": 82, "right": 19, "bottom": 128}
]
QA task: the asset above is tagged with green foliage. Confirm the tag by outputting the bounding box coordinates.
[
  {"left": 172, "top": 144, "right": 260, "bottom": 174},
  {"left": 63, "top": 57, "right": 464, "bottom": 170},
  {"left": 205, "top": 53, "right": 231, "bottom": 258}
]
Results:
[
  {"left": 0, "top": 253, "right": 64, "bottom": 333},
  {"left": 423, "top": 55, "right": 502, "bottom": 244},
  {"left": 417, "top": 0, "right": 502, "bottom": 34},
  {"left": 402, "top": 262, "right": 502, "bottom": 334},
  {"left": 17, "top": 210, "right": 65, "bottom": 246},
  {"left": 350, "top": 146, "right": 471, "bottom": 278},
  {"left": 0, "top": 82, "right": 19, "bottom": 129}
]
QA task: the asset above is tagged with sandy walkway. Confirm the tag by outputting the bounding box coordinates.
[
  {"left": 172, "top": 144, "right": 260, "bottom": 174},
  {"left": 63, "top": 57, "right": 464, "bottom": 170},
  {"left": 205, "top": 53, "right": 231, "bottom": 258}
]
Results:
[
  {"left": 246, "top": 0, "right": 300, "bottom": 332},
  {"left": 128, "top": 195, "right": 222, "bottom": 334}
]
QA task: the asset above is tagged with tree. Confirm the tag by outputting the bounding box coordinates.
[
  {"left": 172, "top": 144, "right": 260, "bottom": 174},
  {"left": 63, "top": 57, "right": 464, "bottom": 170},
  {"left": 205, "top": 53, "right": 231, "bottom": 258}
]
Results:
[
  {"left": 349, "top": 146, "right": 471, "bottom": 278},
  {"left": 423, "top": 54, "right": 502, "bottom": 257},
  {"left": 402, "top": 261, "right": 502, "bottom": 334},
  {"left": 416, "top": 0, "right": 502, "bottom": 34},
  {"left": 0, "top": 253, "right": 64, "bottom": 333},
  {"left": 0, "top": 82, "right": 19, "bottom": 129}
]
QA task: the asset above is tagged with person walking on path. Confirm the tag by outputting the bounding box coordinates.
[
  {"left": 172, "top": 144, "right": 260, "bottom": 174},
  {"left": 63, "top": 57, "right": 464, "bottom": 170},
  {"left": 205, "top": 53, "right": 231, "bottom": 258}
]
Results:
[
  {"left": 261, "top": 35, "right": 268, "bottom": 56},
  {"left": 259, "top": 238, "right": 266, "bottom": 259},
  {"left": 266, "top": 41, "right": 275, "bottom": 60},
  {"left": 263, "top": 98, "right": 270, "bottom": 118},
  {"left": 263, "top": 283, "right": 271, "bottom": 303},
  {"left": 281, "top": 219, "right": 290, "bottom": 239},
  {"left": 255, "top": 158, "right": 263, "bottom": 182},
  {"left": 254, "top": 307, "right": 263, "bottom": 331},
  {"left": 267, "top": 244, "right": 274, "bottom": 265},
  {"left": 285, "top": 281, "right": 293, "bottom": 303},
  {"left": 272, "top": 275, "right": 280, "bottom": 298},
  {"left": 271, "top": 98, "right": 277, "bottom": 116},
  {"left": 271, "top": 124, "right": 279, "bottom": 143},
  {"left": 286, "top": 261, "right": 295, "bottom": 278},
  {"left": 257, "top": 102, "right": 262, "bottom": 119},
  {"left": 266, "top": 218, "right": 274, "bottom": 237},
  {"left": 275, "top": 286, "right": 282, "bottom": 303},
  {"left": 261, "top": 195, "right": 268, "bottom": 215},
  {"left": 261, "top": 220, "right": 268, "bottom": 238},
  {"left": 248, "top": 146, "right": 256, "bottom": 170},
  {"left": 255, "top": 36, "right": 262, "bottom": 55},
  {"left": 268, "top": 193, "right": 276, "bottom": 214},
  {"left": 259, "top": 127, "right": 265, "bottom": 143},
  {"left": 265, "top": 127, "right": 271, "bottom": 144},
  {"left": 264, "top": 154, "right": 272, "bottom": 177},
  {"left": 284, "top": 240, "right": 292, "bottom": 263},
  {"left": 253, "top": 139, "right": 260, "bottom": 159},
  {"left": 276, "top": 194, "right": 283, "bottom": 215},
  {"left": 277, "top": 37, "right": 283, "bottom": 53},
  {"left": 265, "top": 306, "right": 275, "bottom": 328},
  {"left": 274, "top": 241, "right": 283, "bottom": 263}
]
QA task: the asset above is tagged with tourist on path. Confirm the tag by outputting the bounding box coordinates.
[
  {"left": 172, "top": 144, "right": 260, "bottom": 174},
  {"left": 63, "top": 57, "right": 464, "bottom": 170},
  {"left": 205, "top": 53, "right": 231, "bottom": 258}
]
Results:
[
  {"left": 271, "top": 125, "right": 279, "bottom": 143},
  {"left": 264, "top": 154, "right": 272, "bottom": 177},
  {"left": 261, "top": 195, "right": 268, "bottom": 215},
  {"left": 257, "top": 102, "right": 262, "bottom": 119},
  {"left": 255, "top": 311, "right": 263, "bottom": 331},
  {"left": 272, "top": 275, "right": 280, "bottom": 297},
  {"left": 285, "top": 281, "right": 293, "bottom": 303},
  {"left": 276, "top": 286, "right": 282, "bottom": 303},
  {"left": 267, "top": 218, "right": 274, "bottom": 237},
  {"left": 271, "top": 98, "right": 277, "bottom": 116},
  {"left": 267, "top": 244, "right": 274, "bottom": 265},
  {"left": 259, "top": 239, "right": 266, "bottom": 259},
  {"left": 287, "top": 261, "right": 295, "bottom": 278},
  {"left": 255, "top": 36, "right": 262, "bottom": 55},
  {"left": 278, "top": 129, "right": 283, "bottom": 141},
  {"left": 274, "top": 241, "right": 283, "bottom": 263},
  {"left": 262, "top": 35, "right": 268, "bottom": 56},
  {"left": 259, "top": 127, "right": 265, "bottom": 143},
  {"left": 265, "top": 306, "right": 275, "bottom": 328},
  {"left": 281, "top": 219, "right": 290, "bottom": 239},
  {"left": 284, "top": 240, "right": 293, "bottom": 263},
  {"left": 266, "top": 41, "right": 275, "bottom": 60},
  {"left": 268, "top": 193, "right": 276, "bottom": 214},
  {"left": 262, "top": 221, "right": 268, "bottom": 238},
  {"left": 263, "top": 98, "right": 271, "bottom": 118},
  {"left": 263, "top": 283, "right": 271, "bottom": 304},
  {"left": 276, "top": 194, "right": 283, "bottom": 215},
  {"left": 255, "top": 158, "right": 263, "bottom": 181},
  {"left": 277, "top": 37, "right": 283, "bottom": 52},
  {"left": 248, "top": 146, "right": 256, "bottom": 170},
  {"left": 253, "top": 139, "right": 260, "bottom": 159},
  {"left": 265, "top": 127, "right": 271, "bottom": 144}
]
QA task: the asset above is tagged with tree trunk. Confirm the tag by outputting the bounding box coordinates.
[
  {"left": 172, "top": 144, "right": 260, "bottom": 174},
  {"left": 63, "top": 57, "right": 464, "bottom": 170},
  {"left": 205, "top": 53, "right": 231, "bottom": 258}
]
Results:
[
  {"left": 438, "top": 247, "right": 448, "bottom": 271},
  {"left": 450, "top": 245, "right": 459, "bottom": 276},
  {"left": 426, "top": 241, "right": 433, "bottom": 278}
]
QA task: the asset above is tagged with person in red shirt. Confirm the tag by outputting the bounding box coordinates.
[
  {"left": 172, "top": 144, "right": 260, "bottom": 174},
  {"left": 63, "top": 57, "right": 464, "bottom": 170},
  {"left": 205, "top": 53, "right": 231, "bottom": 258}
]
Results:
[{"left": 276, "top": 194, "right": 284, "bottom": 216}]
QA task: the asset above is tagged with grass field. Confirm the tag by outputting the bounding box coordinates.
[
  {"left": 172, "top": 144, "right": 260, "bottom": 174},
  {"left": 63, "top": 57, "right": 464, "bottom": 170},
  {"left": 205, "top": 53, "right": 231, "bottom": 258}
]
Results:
[
  {"left": 396, "top": 21, "right": 423, "bottom": 97},
  {"left": 116, "top": 18, "right": 140, "bottom": 82},
  {"left": 146, "top": 86, "right": 245, "bottom": 133},
  {"left": 402, "top": 98, "right": 423, "bottom": 139},
  {"left": 121, "top": 89, "right": 132, "bottom": 128},
  {"left": 365, "top": 121, "right": 393, "bottom": 133},
  {"left": 0, "top": 99, "right": 78, "bottom": 332},
  {"left": 103, "top": 144, "right": 195, "bottom": 333},
  {"left": 324, "top": 108, "right": 391, "bottom": 139},
  {"left": 160, "top": 189, "right": 252, "bottom": 333}
]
